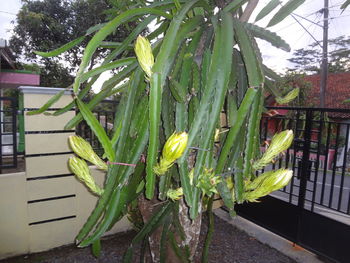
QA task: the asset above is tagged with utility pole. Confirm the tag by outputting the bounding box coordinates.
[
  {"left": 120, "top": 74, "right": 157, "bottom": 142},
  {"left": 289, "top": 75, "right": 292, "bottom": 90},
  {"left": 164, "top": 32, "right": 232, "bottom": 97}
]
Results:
[{"left": 320, "top": 0, "right": 329, "bottom": 108}]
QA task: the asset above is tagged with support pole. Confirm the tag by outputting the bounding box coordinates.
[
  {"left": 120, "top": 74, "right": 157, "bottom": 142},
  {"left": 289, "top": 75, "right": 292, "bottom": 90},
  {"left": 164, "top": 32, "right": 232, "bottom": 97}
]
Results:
[{"left": 320, "top": 0, "right": 329, "bottom": 108}]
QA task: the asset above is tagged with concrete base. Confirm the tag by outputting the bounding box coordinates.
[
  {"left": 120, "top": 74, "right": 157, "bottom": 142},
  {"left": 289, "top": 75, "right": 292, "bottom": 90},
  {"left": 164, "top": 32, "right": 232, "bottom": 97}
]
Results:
[{"left": 214, "top": 208, "right": 326, "bottom": 263}]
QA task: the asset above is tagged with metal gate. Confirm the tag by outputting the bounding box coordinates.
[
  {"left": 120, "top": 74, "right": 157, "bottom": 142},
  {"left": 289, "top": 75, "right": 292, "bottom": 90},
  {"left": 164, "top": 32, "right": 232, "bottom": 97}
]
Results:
[
  {"left": 235, "top": 107, "right": 350, "bottom": 263},
  {"left": 0, "top": 96, "right": 18, "bottom": 172}
]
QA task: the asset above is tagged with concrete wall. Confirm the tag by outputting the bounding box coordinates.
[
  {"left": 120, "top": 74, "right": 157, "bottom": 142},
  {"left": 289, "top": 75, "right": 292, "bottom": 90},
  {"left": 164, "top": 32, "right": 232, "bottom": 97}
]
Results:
[{"left": 0, "top": 87, "right": 131, "bottom": 260}]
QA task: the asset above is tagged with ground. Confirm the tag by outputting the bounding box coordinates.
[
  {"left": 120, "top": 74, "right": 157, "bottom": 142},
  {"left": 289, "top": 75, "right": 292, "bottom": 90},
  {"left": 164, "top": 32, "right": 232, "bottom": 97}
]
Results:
[{"left": 1, "top": 215, "right": 296, "bottom": 263}]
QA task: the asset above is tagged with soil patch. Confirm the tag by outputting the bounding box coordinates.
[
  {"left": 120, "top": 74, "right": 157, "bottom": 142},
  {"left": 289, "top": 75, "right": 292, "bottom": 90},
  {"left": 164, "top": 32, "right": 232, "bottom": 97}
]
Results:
[{"left": 1, "top": 214, "right": 296, "bottom": 263}]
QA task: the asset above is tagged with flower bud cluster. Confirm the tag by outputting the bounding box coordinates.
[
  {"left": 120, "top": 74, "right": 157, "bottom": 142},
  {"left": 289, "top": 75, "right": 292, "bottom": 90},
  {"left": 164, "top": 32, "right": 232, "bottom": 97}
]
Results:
[
  {"left": 196, "top": 168, "right": 221, "bottom": 197},
  {"left": 167, "top": 187, "right": 183, "bottom": 201}
]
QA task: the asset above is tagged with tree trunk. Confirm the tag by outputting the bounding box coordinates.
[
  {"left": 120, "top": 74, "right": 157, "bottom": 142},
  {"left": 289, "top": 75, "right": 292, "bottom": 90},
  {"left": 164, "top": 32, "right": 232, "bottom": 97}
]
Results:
[{"left": 138, "top": 195, "right": 202, "bottom": 263}]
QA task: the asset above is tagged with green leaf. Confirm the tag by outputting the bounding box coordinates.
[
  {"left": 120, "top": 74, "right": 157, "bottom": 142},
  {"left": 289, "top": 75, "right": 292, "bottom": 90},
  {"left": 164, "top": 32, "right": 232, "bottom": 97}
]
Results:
[
  {"left": 75, "top": 97, "right": 115, "bottom": 161},
  {"left": 263, "top": 64, "right": 282, "bottom": 82},
  {"left": 64, "top": 63, "right": 136, "bottom": 129},
  {"left": 242, "top": 88, "right": 262, "bottom": 181},
  {"left": 80, "top": 58, "right": 136, "bottom": 83},
  {"left": 217, "top": 180, "right": 235, "bottom": 215},
  {"left": 27, "top": 90, "right": 65, "bottom": 116},
  {"left": 104, "top": 15, "right": 156, "bottom": 60},
  {"left": 34, "top": 36, "right": 85, "bottom": 58},
  {"left": 85, "top": 23, "right": 106, "bottom": 36},
  {"left": 233, "top": 19, "right": 264, "bottom": 87},
  {"left": 267, "top": 0, "right": 305, "bottom": 27},
  {"left": 244, "top": 22, "right": 290, "bottom": 52},
  {"left": 73, "top": 7, "right": 172, "bottom": 93},
  {"left": 92, "top": 239, "right": 101, "bottom": 258},
  {"left": 113, "top": 69, "right": 143, "bottom": 174},
  {"left": 152, "top": 0, "right": 201, "bottom": 85},
  {"left": 255, "top": 0, "right": 281, "bottom": 22},
  {"left": 265, "top": 78, "right": 282, "bottom": 98},
  {"left": 190, "top": 12, "right": 234, "bottom": 219},
  {"left": 341, "top": 0, "right": 350, "bottom": 11},
  {"left": 99, "top": 41, "right": 133, "bottom": 49},
  {"left": 146, "top": 72, "right": 162, "bottom": 199},
  {"left": 159, "top": 213, "right": 172, "bottom": 263},
  {"left": 223, "top": 0, "right": 248, "bottom": 12},
  {"left": 169, "top": 78, "right": 187, "bottom": 103},
  {"left": 215, "top": 88, "right": 257, "bottom": 173}
]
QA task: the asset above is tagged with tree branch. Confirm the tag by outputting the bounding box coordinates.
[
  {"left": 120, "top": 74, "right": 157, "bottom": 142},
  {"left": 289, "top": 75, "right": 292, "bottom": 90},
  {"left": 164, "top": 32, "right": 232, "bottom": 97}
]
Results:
[{"left": 240, "top": 0, "right": 259, "bottom": 22}]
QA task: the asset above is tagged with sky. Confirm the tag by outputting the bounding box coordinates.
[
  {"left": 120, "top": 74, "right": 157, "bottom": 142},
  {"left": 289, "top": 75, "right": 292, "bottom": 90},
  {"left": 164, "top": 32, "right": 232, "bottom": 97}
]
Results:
[{"left": 1, "top": 0, "right": 350, "bottom": 87}]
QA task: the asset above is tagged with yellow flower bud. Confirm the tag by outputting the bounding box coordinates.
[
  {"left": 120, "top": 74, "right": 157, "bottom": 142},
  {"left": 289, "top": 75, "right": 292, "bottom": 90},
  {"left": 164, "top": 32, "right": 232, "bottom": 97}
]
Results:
[
  {"left": 154, "top": 132, "right": 188, "bottom": 175},
  {"left": 276, "top": 88, "right": 300, "bottom": 105},
  {"left": 69, "top": 135, "right": 107, "bottom": 170},
  {"left": 162, "top": 132, "right": 188, "bottom": 163},
  {"left": 167, "top": 187, "right": 183, "bottom": 201},
  {"left": 68, "top": 157, "right": 103, "bottom": 196},
  {"left": 253, "top": 130, "right": 293, "bottom": 170},
  {"left": 134, "top": 35, "right": 154, "bottom": 80},
  {"left": 243, "top": 169, "right": 293, "bottom": 202}
]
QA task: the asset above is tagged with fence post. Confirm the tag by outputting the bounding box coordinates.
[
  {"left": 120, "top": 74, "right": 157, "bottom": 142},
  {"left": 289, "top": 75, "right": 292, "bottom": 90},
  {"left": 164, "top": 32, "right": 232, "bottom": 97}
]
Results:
[
  {"left": 19, "top": 86, "right": 77, "bottom": 253},
  {"left": 11, "top": 86, "right": 131, "bottom": 256}
]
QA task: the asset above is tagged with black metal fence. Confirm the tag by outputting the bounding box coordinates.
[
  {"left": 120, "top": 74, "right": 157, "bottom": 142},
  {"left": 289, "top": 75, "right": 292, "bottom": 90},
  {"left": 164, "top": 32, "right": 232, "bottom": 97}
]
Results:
[
  {"left": 236, "top": 106, "right": 350, "bottom": 263},
  {"left": 260, "top": 107, "right": 350, "bottom": 217},
  {"left": 0, "top": 97, "right": 18, "bottom": 173}
]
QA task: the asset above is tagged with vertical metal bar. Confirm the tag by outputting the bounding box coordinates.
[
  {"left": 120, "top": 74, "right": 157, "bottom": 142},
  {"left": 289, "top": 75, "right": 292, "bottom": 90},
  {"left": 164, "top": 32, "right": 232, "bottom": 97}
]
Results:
[
  {"left": 296, "top": 109, "right": 313, "bottom": 243},
  {"left": 320, "top": 120, "right": 332, "bottom": 205},
  {"left": 298, "top": 110, "right": 313, "bottom": 209},
  {"left": 285, "top": 116, "right": 292, "bottom": 170},
  {"left": 337, "top": 123, "right": 349, "bottom": 212},
  {"left": 12, "top": 98, "right": 17, "bottom": 169},
  {"left": 311, "top": 111, "right": 324, "bottom": 211},
  {"left": 17, "top": 92, "right": 25, "bottom": 153},
  {"left": 289, "top": 110, "right": 301, "bottom": 203},
  {"left": 328, "top": 122, "right": 341, "bottom": 208}
]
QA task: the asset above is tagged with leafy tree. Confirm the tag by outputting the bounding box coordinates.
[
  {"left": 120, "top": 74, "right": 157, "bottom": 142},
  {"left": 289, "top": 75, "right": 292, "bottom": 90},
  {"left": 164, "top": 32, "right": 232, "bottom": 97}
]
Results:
[
  {"left": 287, "top": 35, "right": 350, "bottom": 74},
  {"left": 32, "top": 0, "right": 314, "bottom": 262},
  {"left": 10, "top": 0, "right": 138, "bottom": 87}
]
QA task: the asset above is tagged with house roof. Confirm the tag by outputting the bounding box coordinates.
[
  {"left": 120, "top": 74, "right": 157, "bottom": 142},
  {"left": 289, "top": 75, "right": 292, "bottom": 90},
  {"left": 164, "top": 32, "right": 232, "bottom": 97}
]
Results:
[
  {"left": 304, "top": 72, "right": 350, "bottom": 119},
  {"left": 304, "top": 72, "right": 350, "bottom": 109}
]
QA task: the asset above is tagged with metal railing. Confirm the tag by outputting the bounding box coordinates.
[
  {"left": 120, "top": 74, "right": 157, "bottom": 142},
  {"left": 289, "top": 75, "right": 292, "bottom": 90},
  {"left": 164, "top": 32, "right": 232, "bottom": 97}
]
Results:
[
  {"left": 0, "top": 97, "right": 18, "bottom": 173},
  {"left": 260, "top": 107, "right": 350, "bottom": 217}
]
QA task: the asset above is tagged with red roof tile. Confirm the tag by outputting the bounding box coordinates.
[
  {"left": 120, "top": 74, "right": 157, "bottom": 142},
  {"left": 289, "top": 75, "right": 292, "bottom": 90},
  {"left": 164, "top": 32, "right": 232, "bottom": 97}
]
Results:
[
  {"left": 304, "top": 72, "right": 350, "bottom": 109},
  {"left": 304, "top": 73, "right": 350, "bottom": 118}
]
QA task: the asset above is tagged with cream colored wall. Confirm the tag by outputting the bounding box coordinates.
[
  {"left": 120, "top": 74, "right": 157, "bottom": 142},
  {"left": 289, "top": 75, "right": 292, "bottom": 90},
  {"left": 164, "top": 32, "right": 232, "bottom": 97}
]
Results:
[
  {"left": 0, "top": 87, "right": 131, "bottom": 260},
  {"left": 0, "top": 172, "right": 29, "bottom": 259}
]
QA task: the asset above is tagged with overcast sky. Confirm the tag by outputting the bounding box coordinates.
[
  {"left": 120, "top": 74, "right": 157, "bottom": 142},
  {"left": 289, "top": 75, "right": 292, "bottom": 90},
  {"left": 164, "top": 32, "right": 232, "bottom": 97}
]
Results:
[{"left": 1, "top": 0, "right": 349, "bottom": 79}]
